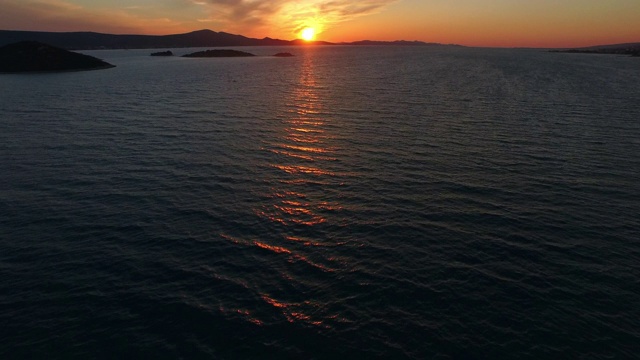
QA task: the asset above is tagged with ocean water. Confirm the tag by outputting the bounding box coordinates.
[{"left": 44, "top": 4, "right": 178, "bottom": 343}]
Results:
[{"left": 1, "top": 46, "right": 639, "bottom": 359}]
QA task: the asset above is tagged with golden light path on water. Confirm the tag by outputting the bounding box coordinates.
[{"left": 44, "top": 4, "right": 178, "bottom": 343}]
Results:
[
  {"left": 258, "top": 52, "right": 343, "bottom": 327},
  {"left": 260, "top": 53, "right": 339, "bottom": 230},
  {"left": 221, "top": 52, "right": 347, "bottom": 328}
]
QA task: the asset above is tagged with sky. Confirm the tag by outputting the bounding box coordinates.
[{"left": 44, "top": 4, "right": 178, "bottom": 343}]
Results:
[{"left": 1, "top": 0, "right": 639, "bottom": 47}]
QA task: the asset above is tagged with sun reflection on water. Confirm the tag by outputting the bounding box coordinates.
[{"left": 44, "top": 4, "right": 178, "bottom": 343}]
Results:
[
  {"left": 248, "top": 52, "right": 345, "bottom": 327},
  {"left": 257, "top": 53, "right": 339, "bottom": 230}
]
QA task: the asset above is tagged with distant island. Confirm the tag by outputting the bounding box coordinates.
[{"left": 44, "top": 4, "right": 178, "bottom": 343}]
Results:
[
  {"left": 273, "top": 52, "right": 294, "bottom": 57},
  {"left": 550, "top": 43, "right": 640, "bottom": 57},
  {"left": 0, "top": 41, "right": 114, "bottom": 73},
  {"left": 0, "top": 29, "right": 454, "bottom": 50},
  {"left": 344, "top": 40, "right": 454, "bottom": 46},
  {"left": 183, "top": 49, "right": 255, "bottom": 58},
  {"left": 150, "top": 50, "right": 173, "bottom": 56}
]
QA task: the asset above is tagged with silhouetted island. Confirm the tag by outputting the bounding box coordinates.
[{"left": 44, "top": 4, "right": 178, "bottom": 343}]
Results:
[
  {"left": 151, "top": 50, "right": 173, "bottom": 56},
  {"left": 273, "top": 52, "right": 294, "bottom": 57},
  {"left": 0, "top": 41, "right": 114, "bottom": 73},
  {"left": 345, "top": 40, "right": 453, "bottom": 46},
  {"left": 182, "top": 49, "right": 255, "bottom": 58}
]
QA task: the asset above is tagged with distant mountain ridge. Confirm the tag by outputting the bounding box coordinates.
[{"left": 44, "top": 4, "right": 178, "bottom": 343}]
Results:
[
  {"left": 0, "top": 29, "right": 450, "bottom": 50},
  {"left": 550, "top": 42, "right": 640, "bottom": 56},
  {"left": 343, "top": 40, "right": 457, "bottom": 46},
  {"left": 576, "top": 42, "right": 640, "bottom": 51}
]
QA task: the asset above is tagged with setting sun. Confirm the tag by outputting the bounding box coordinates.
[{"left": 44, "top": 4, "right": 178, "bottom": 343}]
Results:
[{"left": 301, "top": 27, "right": 315, "bottom": 41}]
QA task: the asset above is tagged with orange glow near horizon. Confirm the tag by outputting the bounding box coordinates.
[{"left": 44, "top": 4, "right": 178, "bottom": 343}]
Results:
[
  {"left": 314, "top": 1, "right": 640, "bottom": 48},
  {"left": 1, "top": 0, "right": 638, "bottom": 48}
]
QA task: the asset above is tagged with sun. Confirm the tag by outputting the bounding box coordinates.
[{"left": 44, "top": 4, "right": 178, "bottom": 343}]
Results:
[{"left": 301, "top": 27, "right": 316, "bottom": 41}]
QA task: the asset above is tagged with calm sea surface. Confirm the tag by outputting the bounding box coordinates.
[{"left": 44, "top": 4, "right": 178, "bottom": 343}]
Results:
[{"left": 1, "top": 46, "right": 639, "bottom": 359}]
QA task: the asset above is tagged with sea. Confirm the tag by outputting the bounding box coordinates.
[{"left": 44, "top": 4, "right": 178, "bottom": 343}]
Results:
[{"left": 1, "top": 46, "right": 639, "bottom": 359}]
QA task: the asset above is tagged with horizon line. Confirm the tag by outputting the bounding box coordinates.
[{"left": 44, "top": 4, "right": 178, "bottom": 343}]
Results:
[{"left": 1, "top": 28, "right": 638, "bottom": 50}]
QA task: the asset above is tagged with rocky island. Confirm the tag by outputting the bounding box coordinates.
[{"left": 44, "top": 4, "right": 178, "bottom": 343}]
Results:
[
  {"left": 182, "top": 49, "right": 255, "bottom": 58},
  {"left": 0, "top": 41, "right": 114, "bottom": 73},
  {"left": 151, "top": 50, "right": 173, "bottom": 56}
]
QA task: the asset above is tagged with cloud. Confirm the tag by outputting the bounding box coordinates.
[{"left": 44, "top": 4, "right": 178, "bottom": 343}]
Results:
[
  {"left": 0, "top": 0, "right": 398, "bottom": 38},
  {"left": 193, "top": 0, "right": 398, "bottom": 37},
  {"left": 0, "top": 0, "right": 189, "bottom": 34}
]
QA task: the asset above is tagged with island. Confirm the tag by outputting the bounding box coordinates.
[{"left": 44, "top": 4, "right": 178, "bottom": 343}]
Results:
[
  {"left": 182, "top": 49, "right": 255, "bottom": 58},
  {"left": 150, "top": 50, "right": 173, "bottom": 56},
  {"left": 0, "top": 41, "right": 114, "bottom": 73},
  {"left": 273, "top": 52, "right": 294, "bottom": 57}
]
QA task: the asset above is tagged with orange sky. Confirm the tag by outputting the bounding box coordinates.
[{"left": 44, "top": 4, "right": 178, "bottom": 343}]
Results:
[{"left": 0, "top": 0, "right": 639, "bottom": 47}]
